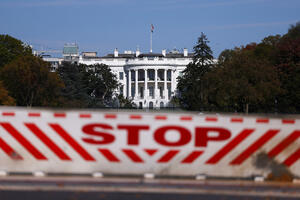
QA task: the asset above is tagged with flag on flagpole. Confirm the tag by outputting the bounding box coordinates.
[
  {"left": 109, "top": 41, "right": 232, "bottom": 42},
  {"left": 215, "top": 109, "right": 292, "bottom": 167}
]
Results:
[{"left": 151, "top": 24, "right": 154, "bottom": 33}]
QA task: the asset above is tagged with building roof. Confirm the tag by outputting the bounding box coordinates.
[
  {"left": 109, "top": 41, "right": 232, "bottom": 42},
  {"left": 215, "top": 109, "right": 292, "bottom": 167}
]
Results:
[
  {"left": 138, "top": 53, "right": 164, "bottom": 58},
  {"left": 99, "top": 52, "right": 193, "bottom": 59},
  {"left": 102, "top": 54, "right": 136, "bottom": 58},
  {"left": 165, "top": 53, "right": 194, "bottom": 58}
]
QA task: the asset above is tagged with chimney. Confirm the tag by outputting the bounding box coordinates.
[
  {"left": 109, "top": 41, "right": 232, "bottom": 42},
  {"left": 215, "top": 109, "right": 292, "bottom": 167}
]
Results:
[
  {"left": 136, "top": 47, "right": 140, "bottom": 57},
  {"left": 162, "top": 49, "right": 166, "bottom": 57},
  {"left": 184, "top": 48, "right": 188, "bottom": 57},
  {"left": 114, "top": 48, "right": 118, "bottom": 57}
]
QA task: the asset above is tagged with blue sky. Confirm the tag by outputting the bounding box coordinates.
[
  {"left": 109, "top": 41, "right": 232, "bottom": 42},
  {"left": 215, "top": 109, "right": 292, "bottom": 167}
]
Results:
[{"left": 0, "top": 0, "right": 299, "bottom": 57}]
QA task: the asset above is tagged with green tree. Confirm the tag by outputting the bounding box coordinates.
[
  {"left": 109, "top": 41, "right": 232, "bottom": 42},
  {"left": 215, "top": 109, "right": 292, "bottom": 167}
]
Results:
[
  {"left": 0, "top": 35, "right": 32, "bottom": 69},
  {"left": 85, "top": 64, "right": 118, "bottom": 106},
  {"left": 0, "top": 55, "right": 63, "bottom": 107},
  {"left": 57, "top": 62, "right": 119, "bottom": 108},
  {"left": 57, "top": 62, "right": 91, "bottom": 107},
  {"left": 177, "top": 32, "right": 214, "bottom": 110},
  {"left": 218, "top": 49, "right": 236, "bottom": 64},
  {"left": 206, "top": 48, "right": 281, "bottom": 113}
]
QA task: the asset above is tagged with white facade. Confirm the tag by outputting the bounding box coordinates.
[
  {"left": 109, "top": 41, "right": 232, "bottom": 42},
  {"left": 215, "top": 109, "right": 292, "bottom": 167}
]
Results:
[
  {"left": 42, "top": 57, "right": 64, "bottom": 72},
  {"left": 79, "top": 49, "right": 192, "bottom": 108}
]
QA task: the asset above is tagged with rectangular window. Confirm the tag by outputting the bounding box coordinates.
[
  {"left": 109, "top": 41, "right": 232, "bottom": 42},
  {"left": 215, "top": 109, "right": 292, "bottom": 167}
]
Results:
[
  {"left": 119, "top": 72, "right": 124, "bottom": 80},
  {"left": 168, "top": 86, "right": 171, "bottom": 98},
  {"left": 158, "top": 71, "right": 164, "bottom": 81},
  {"left": 132, "top": 86, "right": 135, "bottom": 97},
  {"left": 120, "top": 85, "right": 124, "bottom": 95},
  {"left": 140, "top": 87, "right": 144, "bottom": 98},
  {"left": 160, "top": 86, "right": 163, "bottom": 98},
  {"left": 149, "top": 86, "right": 154, "bottom": 97},
  {"left": 167, "top": 70, "right": 171, "bottom": 81},
  {"left": 138, "top": 70, "right": 144, "bottom": 81},
  {"left": 131, "top": 71, "right": 135, "bottom": 81},
  {"left": 148, "top": 70, "right": 154, "bottom": 80}
]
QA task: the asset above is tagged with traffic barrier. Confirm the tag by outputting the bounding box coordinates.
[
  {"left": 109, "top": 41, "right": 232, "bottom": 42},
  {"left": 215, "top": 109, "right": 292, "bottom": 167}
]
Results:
[{"left": 0, "top": 107, "right": 299, "bottom": 178}]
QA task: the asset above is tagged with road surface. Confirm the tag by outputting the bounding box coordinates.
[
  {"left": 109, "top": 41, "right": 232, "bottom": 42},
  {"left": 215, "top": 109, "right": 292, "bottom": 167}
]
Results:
[{"left": 0, "top": 176, "right": 300, "bottom": 199}]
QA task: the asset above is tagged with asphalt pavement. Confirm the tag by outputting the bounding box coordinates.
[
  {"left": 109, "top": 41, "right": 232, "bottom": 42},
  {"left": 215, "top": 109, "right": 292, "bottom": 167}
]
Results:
[{"left": 0, "top": 176, "right": 300, "bottom": 200}]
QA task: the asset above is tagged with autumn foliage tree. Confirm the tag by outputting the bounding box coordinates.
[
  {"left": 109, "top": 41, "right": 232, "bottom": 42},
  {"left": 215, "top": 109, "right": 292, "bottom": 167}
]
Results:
[
  {"left": 0, "top": 55, "right": 64, "bottom": 107},
  {"left": 177, "top": 22, "right": 300, "bottom": 113},
  {"left": 275, "top": 22, "right": 300, "bottom": 113},
  {"left": 0, "top": 81, "right": 15, "bottom": 106},
  {"left": 206, "top": 47, "right": 281, "bottom": 113},
  {"left": 0, "top": 35, "right": 32, "bottom": 69}
]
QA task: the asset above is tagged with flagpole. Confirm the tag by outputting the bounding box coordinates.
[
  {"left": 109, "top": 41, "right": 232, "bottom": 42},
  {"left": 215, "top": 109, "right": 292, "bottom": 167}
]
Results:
[{"left": 150, "top": 29, "right": 152, "bottom": 53}]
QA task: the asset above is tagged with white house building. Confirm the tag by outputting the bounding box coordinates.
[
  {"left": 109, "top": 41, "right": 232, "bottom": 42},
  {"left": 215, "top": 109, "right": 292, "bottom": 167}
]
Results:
[
  {"left": 78, "top": 48, "right": 193, "bottom": 109},
  {"left": 41, "top": 43, "right": 193, "bottom": 109}
]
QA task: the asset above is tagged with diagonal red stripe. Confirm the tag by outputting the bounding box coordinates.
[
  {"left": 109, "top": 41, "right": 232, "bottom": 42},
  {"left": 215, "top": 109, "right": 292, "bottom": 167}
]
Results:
[
  {"left": 25, "top": 123, "right": 71, "bottom": 161},
  {"left": 0, "top": 137, "right": 23, "bottom": 160},
  {"left": 158, "top": 150, "right": 179, "bottom": 163},
  {"left": 230, "top": 130, "right": 279, "bottom": 165},
  {"left": 206, "top": 129, "right": 254, "bottom": 164},
  {"left": 0, "top": 123, "right": 47, "bottom": 160},
  {"left": 268, "top": 130, "right": 300, "bottom": 158},
  {"left": 98, "top": 149, "right": 120, "bottom": 162},
  {"left": 181, "top": 151, "right": 203, "bottom": 163},
  {"left": 49, "top": 123, "right": 95, "bottom": 161},
  {"left": 283, "top": 147, "right": 300, "bottom": 167},
  {"left": 122, "top": 149, "right": 143, "bottom": 163}
]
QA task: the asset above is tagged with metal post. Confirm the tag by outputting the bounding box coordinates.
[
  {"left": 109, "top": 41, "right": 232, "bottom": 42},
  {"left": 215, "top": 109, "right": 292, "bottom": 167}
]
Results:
[{"left": 150, "top": 31, "right": 152, "bottom": 53}]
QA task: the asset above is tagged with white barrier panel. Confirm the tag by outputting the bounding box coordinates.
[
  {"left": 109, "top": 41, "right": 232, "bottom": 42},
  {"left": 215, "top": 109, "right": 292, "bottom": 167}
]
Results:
[{"left": 0, "top": 108, "right": 299, "bottom": 178}]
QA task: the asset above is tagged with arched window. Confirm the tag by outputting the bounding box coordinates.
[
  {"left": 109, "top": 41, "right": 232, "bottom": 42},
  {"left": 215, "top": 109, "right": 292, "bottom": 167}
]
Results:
[
  {"left": 160, "top": 102, "right": 164, "bottom": 108},
  {"left": 149, "top": 102, "right": 154, "bottom": 109}
]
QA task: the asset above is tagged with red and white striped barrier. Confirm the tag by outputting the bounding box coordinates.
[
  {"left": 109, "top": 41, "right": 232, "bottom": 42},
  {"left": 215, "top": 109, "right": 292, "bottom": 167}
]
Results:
[{"left": 0, "top": 108, "right": 299, "bottom": 178}]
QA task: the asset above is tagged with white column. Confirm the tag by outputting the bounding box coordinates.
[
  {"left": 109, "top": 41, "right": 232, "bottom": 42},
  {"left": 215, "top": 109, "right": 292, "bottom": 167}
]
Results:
[
  {"left": 128, "top": 70, "right": 131, "bottom": 98},
  {"left": 144, "top": 69, "right": 148, "bottom": 99},
  {"left": 171, "top": 69, "right": 175, "bottom": 96},
  {"left": 164, "top": 69, "right": 168, "bottom": 100},
  {"left": 123, "top": 81, "right": 127, "bottom": 98},
  {"left": 154, "top": 69, "right": 158, "bottom": 98},
  {"left": 135, "top": 69, "right": 138, "bottom": 99}
]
